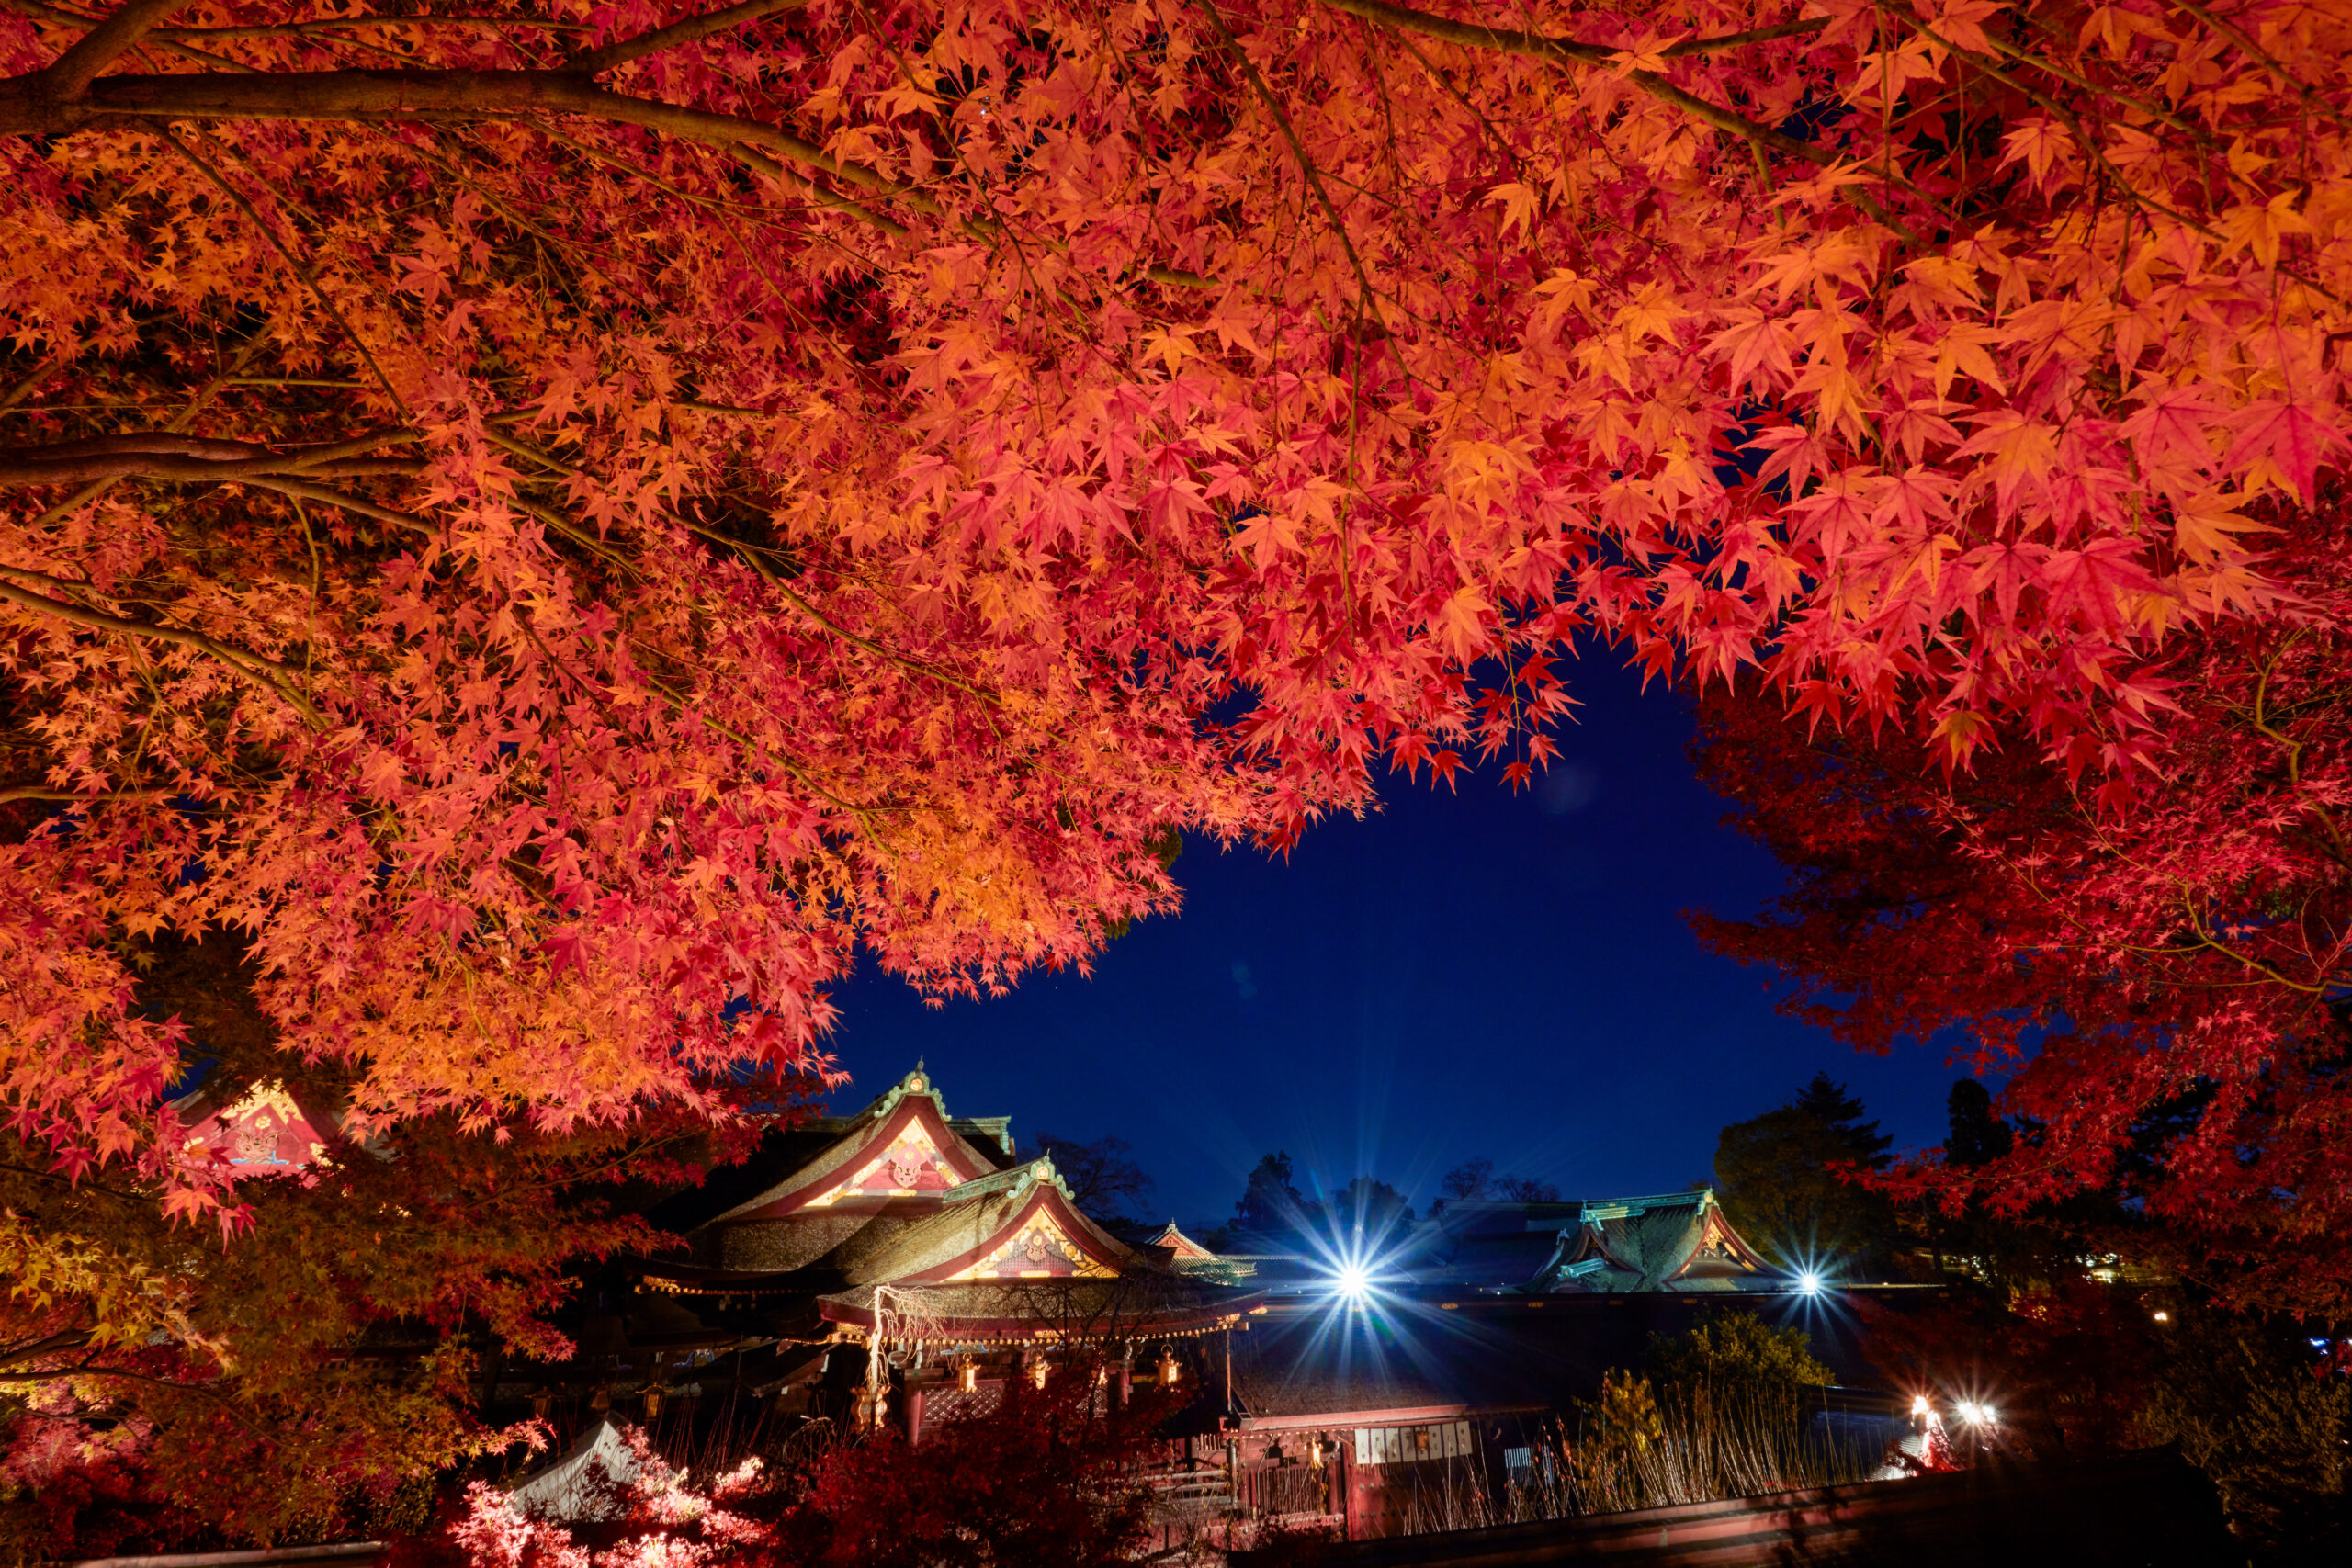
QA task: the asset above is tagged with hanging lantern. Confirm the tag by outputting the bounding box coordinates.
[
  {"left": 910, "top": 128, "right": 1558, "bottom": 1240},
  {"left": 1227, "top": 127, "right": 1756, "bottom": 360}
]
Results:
[
  {"left": 589, "top": 1385, "right": 611, "bottom": 1414},
  {"left": 959, "top": 1360, "right": 978, "bottom": 1393},
  {"left": 530, "top": 1388, "right": 553, "bottom": 1421},
  {"left": 1308, "top": 1438, "right": 1327, "bottom": 1470},
  {"left": 1159, "top": 1350, "right": 1180, "bottom": 1387},
  {"left": 1031, "top": 1359, "right": 1051, "bottom": 1390},
  {"left": 641, "top": 1385, "right": 664, "bottom": 1421}
]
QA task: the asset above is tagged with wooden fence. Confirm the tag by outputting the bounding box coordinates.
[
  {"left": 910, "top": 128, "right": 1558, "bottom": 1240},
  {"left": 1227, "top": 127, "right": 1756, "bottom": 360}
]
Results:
[{"left": 1227, "top": 1446, "right": 2242, "bottom": 1567}]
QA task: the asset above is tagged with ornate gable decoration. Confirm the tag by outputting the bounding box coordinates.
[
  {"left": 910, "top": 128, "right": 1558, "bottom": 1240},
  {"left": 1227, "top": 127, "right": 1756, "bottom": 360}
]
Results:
[
  {"left": 1684, "top": 1203, "right": 1768, "bottom": 1276},
  {"left": 183, "top": 1082, "right": 329, "bottom": 1176},
  {"left": 806, "top": 1116, "right": 962, "bottom": 1207},
  {"left": 946, "top": 1203, "right": 1118, "bottom": 1280}
]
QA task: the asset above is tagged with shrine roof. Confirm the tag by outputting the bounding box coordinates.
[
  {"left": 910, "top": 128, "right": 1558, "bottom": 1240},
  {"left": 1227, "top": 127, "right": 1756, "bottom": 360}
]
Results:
[
  {"left": 1521, "top": 1189, "right": 1780, "bottom": 1294},
  {"left": 171, "top": 1078, "right": 342, "bottom": 1177},
  {"left": 1148, "top": 1221, "right": 1219, "bottom": 1260},
  {"left": 828, "top": 1156, "right": 1136, "bottom": 1286},
  {"left": 701, "top": 1065, "right": 1008, "bottom": 1225}
]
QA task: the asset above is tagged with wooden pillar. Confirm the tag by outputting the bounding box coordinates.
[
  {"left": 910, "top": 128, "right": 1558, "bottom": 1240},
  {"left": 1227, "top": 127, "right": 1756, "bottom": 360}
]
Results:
[
  {"left": 903, "top": 1383, "right": 926, "bottom": 1445},
  {"left": 1340, "top": 1435, "right": 1360, "bottom": 1541}
]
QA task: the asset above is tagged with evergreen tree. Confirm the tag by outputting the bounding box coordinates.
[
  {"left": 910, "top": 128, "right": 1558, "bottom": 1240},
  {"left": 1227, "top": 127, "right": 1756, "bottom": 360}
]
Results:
[
  {"left": 1714, "top": 1077, "right": 1904, "bottom": 1278},
  {"left": 1793, "top": 1073, "right": 1895, "bottom": 1168},
  {"left": 1945, "top": 1080, "right": 2014, "bottom": 1169}
]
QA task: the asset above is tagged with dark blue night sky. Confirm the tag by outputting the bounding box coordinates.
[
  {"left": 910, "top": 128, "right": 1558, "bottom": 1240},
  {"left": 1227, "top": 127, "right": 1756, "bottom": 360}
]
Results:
[{"left": 820, "top": 655, "right": 1962, "bottom": 1231}]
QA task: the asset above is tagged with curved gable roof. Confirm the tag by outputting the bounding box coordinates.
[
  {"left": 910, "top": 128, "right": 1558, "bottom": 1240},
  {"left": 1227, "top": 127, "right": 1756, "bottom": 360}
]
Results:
[
  {"left": 707, "top": 1066, "right": 1000, "bottom": 1224},
  {"left": 841, "top": 1156, "right": 1136, "bottom": 1285},
  {"left": 1528, "top": 1190, "right": 1777, "bottom": 1293},
  {"left": 1150, "top": 1221, "right": 1218, "bottom": 1260}
]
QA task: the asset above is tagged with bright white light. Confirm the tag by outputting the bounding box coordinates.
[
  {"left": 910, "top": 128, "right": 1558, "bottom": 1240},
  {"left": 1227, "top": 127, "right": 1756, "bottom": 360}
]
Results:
[
  {"left": 1334, "top": 1262, "right": 1372, "bottom": 1299},
  {"left": 1981, "top": 1406, "right": 1996, "bottom": 1424},
  {"left": 1956, "top": 1401, "right": 1982, "bottom": 1423},
  {"left": 1910, "top": 1394, "right": 1932, "bottom": 1416},
  {"left": 1796, "top": 1271, "right": 1822, "bottom": 1295}
]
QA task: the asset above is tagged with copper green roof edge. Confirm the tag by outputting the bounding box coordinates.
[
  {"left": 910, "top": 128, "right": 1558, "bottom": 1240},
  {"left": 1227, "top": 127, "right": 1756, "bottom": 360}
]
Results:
[
  {"left": 942, "top": 1155, "right": 1057, "bottom": 1202},
  {"left": 1577, "top": 1190, "right": 1716, "bottom": 1219}
]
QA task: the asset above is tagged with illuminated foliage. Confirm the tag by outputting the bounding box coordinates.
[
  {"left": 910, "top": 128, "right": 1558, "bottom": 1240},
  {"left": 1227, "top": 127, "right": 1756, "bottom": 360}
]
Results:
[
  {"left": 1694, "top": 509, "right": 2352, "bottom": 1317},
  {"left": 0, "top": 939, "right": 798, "bottom": 1557},
  {"left": 432, "top": 1363, "right": 1170, "bottom": 1568},
  {"left": 4, "top": 0, "right": 2349, "bottom": 1231}
]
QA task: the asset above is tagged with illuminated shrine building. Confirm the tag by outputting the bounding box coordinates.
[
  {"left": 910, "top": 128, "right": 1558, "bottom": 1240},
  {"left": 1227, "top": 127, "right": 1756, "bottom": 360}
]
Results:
[
  {"left": 172, "top": 1080, "right": 336, "bottom": 1175},
  {"left": 636, "top": 1066, "right": 1261, "bottom": 1390}
]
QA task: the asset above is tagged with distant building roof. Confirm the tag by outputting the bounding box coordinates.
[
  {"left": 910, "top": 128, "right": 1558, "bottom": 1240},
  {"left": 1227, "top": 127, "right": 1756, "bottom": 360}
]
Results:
[
  {"left": 1396, "top": 1190, "right": 1781, "bottom": 1294},
  {"left": 1521, "top": 1190, "right": 1777, "bottom": 1294},
  {"left": 1150, "top": 1221, "right": 1218, "bottom": 1261}
]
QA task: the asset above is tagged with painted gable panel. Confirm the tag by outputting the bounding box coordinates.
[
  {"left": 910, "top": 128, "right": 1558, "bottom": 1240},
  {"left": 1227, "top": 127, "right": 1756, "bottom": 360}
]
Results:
[
  {"left": 946, "top": 1204, "right": 1118, "bottom": 1280},
  {"left": 183, "top": 1083, "right": 329, "bottom": 1176},
  {"left": 806, "top": 1118, "right": 962, "bottom": 1207}
]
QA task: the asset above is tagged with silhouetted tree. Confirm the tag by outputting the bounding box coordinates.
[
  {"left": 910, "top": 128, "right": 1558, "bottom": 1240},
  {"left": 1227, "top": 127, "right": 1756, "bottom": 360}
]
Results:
[
  {"left": 1229, "top": 1152, "right": 1307, "bottom": 1241},
  {"left": 1027, "top": 1134, "right": 1153, "bottom": 1222},
  {"left": 1435, "top": 1156, "right": 1561, "bottom": 1209},
  {"left": 1327, "top": 1177, "right": 1414, "bottom": 1245}
]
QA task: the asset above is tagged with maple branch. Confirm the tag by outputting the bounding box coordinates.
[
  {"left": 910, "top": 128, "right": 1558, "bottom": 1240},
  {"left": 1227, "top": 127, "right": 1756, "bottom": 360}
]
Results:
[
  {"left": 1897, "top": 4, "right": 2212, "bottom": 146},
  {"left": 567, "top": 0, "right": 813, "bottom": 77},
  {"left": 1322, "top": 0, "right": 1926, "bottom": 238},
  {"left": 2166, "top": 0, "right": 2352, "bottom": 131},
  {"left": 0, "top": 575, "right": 321, "bottom": 723},
  {"left": 1199, "top": 0, "right": 1385, "bottom": 325},
  {"left": 0, "top": 68, "right": 943, "bottom": 221},
  {"left": 237, "top": 476, "right": 432, "bottom": 536},
  {"left": 1320, "top": 3, "right": 1827, "bottom": 63},
  {"left": 0, "top": 1328, "right": 93, "bottom": 1369},
  {"left": 0, "top": 783, "right": 157, "bottom": 804},
  {"left": 0, "top": 352, "right": 64, "bottom": 416},
  {"left": 0, "top": 428, "right": 421, "bottom": 485},
  {"left": 153, "top": 15, "right": 591, "bottom": 42},
  {"left": 149, "top": 121, "right": 415, "bottom": 421},
  {"left": 2245, "top": 633, "right": 2349, "bottom": 871},
  {"left": 680, "top": 516, "right": 1005, "bottom": 709},
  {"left": 24, "top": 0, "right": 188, "bottom": 100}
]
